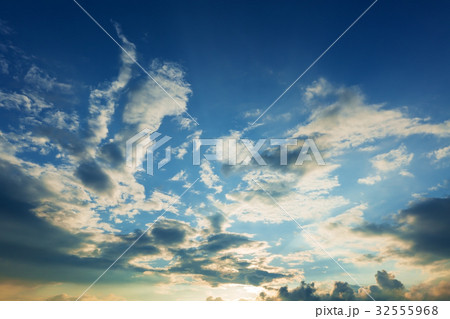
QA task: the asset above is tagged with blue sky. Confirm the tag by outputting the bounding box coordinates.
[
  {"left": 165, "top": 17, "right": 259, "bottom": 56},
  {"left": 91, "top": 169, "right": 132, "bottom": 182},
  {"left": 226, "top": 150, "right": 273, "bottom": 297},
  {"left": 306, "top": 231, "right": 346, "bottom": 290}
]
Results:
[{"left": 0, "top": 0, "right": 449, "bottom": 301}]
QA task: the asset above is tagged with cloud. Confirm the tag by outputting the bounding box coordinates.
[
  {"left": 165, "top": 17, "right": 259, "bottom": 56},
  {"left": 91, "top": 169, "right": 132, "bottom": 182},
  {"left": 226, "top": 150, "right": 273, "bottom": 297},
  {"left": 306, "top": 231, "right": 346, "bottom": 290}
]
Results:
[
  {"left": 3, "top": 23, "right": 448, "bottom": 301},
  {"left": 200, "top": 160, "right": 223, "bottom": 193},
  {"left": 99, "top": 142, "right": 125, "bottom": 168},
  {"left": 0, "top": 25, "right": 204, "bottom": 297},
  {"left": 0, "top": 151, "right": 447, "bottom": 300},
  {"left": 241, "top": 270, "right": 446, "bottom": 300},
  {"left": 290, "top": 79, "right": 450, "bottom": 153},
  {"left": 170, "top": 170, "right": 188, "bottom": 182},
  {"left": 122, "top": 61, "right": 192, "bottom": 132},
  {"left": 74, "top": 160, "right": 114, "bottom": 194},
  {"left": 406, "top": 280, "right": 450, "bottom": 301},
  {"left": 46, "top": 293, "right": 125, "bottom": 301},
  {"left": 214, "top": 165, "right": 347, "bottom": 223},
  {"left": 428, "top": 145, "right": 450, "bottom": 162},
  {"left": 0, "top": 159, "right": 110, "bottom": 284},
  {"left": 0, "top": 19, "right": 13, "bottom": 35},
  {"left": 399, "top": 170, "right": 414, "bottom": 177},
  {"left": 258, "top": 281, "right": 352, "bottom": 301},
  {"left": 206, "top": 213, "right": 227, "bottom": 233},
  {"left": 358, "top": 175, "right": 381, "bottom": 185},
  {"left": 43, "top": 110, "right": 79, "bottom": 131},
  {"left": 24, "top": 65, "right": 71, "bottom": 92},
  {"left": 275, "top": 282, "right": 320, "bottom": 301},
  {"left": 304, "top": 78, "right": 333, "bottom": 101},
  {"left": 164, "top": 251, "right": 289, "bottom": 287},
  {"left": 358, "top": 145, "right": 414, "bottom": 184},
  {"left": 0, "top": 90, "right": 52, "bottom": 113},
  {"left": 329, "top": 282, "right": 356, "bottom": 301},
  {"left": 206, "top": 296, "right": 223, "bottom": 301},
  {"left": 360, "top": 270, "right": 406, "bottom": 301},
  {"left": 371, "top": 145, "right": 413, "bottom": 173},
  {"left": 34, "top": 125, "right": 85, "bottom": 156},
  {"left": 0, "top": 163, "right": 204, "bottom": 286},
  {"left": 131, "top": 222, "right": 295, "bottom": 287},
  {"left": 243, "top": 108, "right": 262, "bottom": 118},
  {"left": 173, "top": 130, "right": 202, "bottom": 160},
  {"left": 375, "top": 270, "right": 404, "bottom": 290},
  {"left": 200, "top": 233, "right": 252, "bottom": 253},
  {"left": 0, "top": 57, "right": 8, "bottom": 74},
  {"left": 151, "top": 220, "right": 188, "bottom": 245},
  {"left": 86, "top": 23, "right": 136, "bottom": 147},
  {"left": 395, "top": 197, "right": 450, "bottom": 261},
  {"left": 356, "top": 196, "right": 450, "bottom": 263}
]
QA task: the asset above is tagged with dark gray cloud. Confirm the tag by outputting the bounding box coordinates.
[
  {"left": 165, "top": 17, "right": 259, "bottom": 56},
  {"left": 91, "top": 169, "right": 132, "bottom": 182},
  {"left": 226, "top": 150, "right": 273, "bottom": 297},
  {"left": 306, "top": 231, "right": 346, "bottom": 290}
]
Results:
[
  {"left": 151, "top": 220, "right": 188, "bottom": 245},
  {"left": 277, "top": 282, "right": 320, "bottom": 301},
  {"left": 34, "top": 125, "right": 86, "bottom": 156},
  {"left": 99, "top": 142, "right": 124, "bottom": 168},
  {"left": 0, "top": 158, "right": 290, "bottom": 289},
  {"left": 144, "top": 229, "right": 291, "bottom": 287},
  {"left": 201, "top": 233, "right": 251, "bottom": 252},
  {"left": 207, "top": 213, "right": 226, "bottom": 233},
  {"left": 375, "top": 270, "right": 404, "bottom": 290},
  {"left": 0, "top": 159, "right": 169, "bottom": 285},
  {"left": 330, "top": 281, "right": 356, "bottom": 301},
  {"left": 98, "top": 230, "right": 160, "bottom": 263},
  {"left": 258, "top": 270, "right": 408, "bottom": 301},
  {"left": 397, "top": 197, "right": 450, "bottom": 259},
  {"left": 0, "top": 160, "right": 446, "bottom": 301},
  {"left": 75, "top": 160, "right": 114, "bottom": 193},
  {"left": 361, "top": 270, "right": 406, "bottom": 301},
  {"left": 166, "top": 251, "right": 287, "bottom": 286},
  {"left": 259, "top": 281, "right": 320, "bottom": 301},
  {"left": 0, "top": 159, "right": 110, "bottom": 283},
  {"left": 355, "top": 197, "right": 450, "bottom": 263}
]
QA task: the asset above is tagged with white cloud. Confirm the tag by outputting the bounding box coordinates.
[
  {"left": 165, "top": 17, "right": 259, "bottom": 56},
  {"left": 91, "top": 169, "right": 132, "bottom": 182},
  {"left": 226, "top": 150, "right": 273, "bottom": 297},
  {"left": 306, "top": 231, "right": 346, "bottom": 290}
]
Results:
[
  {"left": 358, "top": 145, "right": 378, "bottom": 152},
  {"left": 290, "top": 79, "right": 450, "bottom": 153},
  {"left": 173, "top": 130, "right": 202, "bottom": 160},
  {"left": 24, "top": 65, "right": 72, "bottom": 92},
  {"left": 175, "top": 147, "right": 188, "bottom": 160},
  {"left": 177, "top": 117, "right": 195, "bottom": 129},
  {"left": 304, "top": 77, "right": 332, "bottom": 101},
  {"left": 304, "top": 204, "right": 408, "bottom": 266},
  {"left": 122, "top": 61, "right": 192, "bottom": 132},
  {"left": 358, "top": 145, "right": 414, "bottom": 185},
  {"left": 87, "top": 23, "right": 136, "bottom": 147},
  {"left": 215, "top": 164, "right": 347, "bottom": 223},
  {"left": 216, "top": 188, "right": 347, "bottom": 224},
  {"left": 243, "top": 108, "right": 261, "bottom": 118},
  {"left": 358, "top": 175, "right": 382, "bottom": 185},
  {"left": 0, "top": 90, "right": 52, "bottom": 112},
  {"left": 399, "top": 170, "right": 414, "bottom": 178},
  {"left": 43, "top": 110, "right": 79, "bottom": 131},
  {"left": 170, "top": 169, "right": 188, "bottom": 182},
  {"left": 200, "top": 160, "right": 223, "bottom": 193},
  {"left": 428, "top": 145, "right": 450, "bottom": 162},
  {"left": 371, "top": 145, "right": 413, "bottom": 172}
]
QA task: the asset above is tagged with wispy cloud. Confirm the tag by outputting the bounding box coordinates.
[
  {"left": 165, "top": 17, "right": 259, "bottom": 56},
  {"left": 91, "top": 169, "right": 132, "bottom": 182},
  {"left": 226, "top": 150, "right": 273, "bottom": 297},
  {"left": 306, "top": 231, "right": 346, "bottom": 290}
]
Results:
[
  {"left": 290, "top": 79, "right": 450, "bottom": 153},
  {"left": 428, "top": 145, "right": 450, "bottom": 162},
  {"left": 358, "top": 144, "right": 414, "bottom": 185}
]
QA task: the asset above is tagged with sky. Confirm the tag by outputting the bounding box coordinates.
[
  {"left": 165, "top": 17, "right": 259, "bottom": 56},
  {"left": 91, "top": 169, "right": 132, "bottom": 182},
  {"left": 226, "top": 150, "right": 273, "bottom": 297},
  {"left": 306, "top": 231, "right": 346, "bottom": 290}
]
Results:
[{"left": 0, "top": 0, "right": 449, "bottom": 301}]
